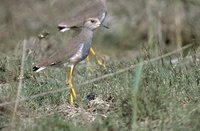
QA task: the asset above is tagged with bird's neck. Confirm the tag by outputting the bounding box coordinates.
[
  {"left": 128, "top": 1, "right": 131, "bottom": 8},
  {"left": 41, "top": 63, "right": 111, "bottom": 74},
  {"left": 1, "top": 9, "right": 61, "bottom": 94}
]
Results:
[{"left": 80, "top": 28, "right": 93, "bottom": 41}]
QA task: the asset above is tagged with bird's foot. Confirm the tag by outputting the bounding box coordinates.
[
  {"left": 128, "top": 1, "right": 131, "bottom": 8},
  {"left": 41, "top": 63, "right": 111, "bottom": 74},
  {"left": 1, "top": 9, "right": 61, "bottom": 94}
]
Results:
[
  {"left": 67, "top": 80, "right": 76, "bottom": 105},
  {"left": 70, "top": 88, "right": 76, "bottom": 104},
  {"left": 86, "top": 64, "right": 94, "bottom": 73},
  {"left": 96, "top": 59, "right": 106, "bottom": 70}
]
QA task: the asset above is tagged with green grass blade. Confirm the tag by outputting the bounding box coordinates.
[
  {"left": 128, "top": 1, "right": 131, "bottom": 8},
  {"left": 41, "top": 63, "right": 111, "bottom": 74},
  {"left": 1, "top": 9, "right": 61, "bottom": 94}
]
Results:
[{"left": 132, "top": 62, "right": 144, "bottom": 129}]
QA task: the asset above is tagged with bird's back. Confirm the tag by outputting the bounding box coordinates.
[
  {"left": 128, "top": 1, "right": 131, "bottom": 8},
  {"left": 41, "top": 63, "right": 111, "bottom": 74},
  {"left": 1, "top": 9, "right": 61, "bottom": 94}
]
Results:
[{"left": 36, "top": 29, "right": 93, "bottom": 68}]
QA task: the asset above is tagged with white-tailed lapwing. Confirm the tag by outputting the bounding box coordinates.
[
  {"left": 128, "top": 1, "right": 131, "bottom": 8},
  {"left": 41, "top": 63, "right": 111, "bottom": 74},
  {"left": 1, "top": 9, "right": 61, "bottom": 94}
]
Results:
[
  {"left": 33, "top": 18, "right": 101, "bottom": 104},
  {"left": 58, "top": 0, "right": 108, "bottom": 69}
]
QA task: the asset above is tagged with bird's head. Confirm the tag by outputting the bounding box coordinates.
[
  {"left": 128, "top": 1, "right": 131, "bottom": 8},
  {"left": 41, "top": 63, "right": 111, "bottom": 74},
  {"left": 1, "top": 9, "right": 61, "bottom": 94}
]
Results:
[{"left": 84, "top": 18, "right": 101, "bottom": 30}]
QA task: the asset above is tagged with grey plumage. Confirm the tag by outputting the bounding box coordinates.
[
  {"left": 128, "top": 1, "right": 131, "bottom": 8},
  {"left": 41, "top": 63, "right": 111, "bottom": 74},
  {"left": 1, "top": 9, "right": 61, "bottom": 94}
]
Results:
[{"left": 33, "top": 18, "right": 101, "bottom": 72}]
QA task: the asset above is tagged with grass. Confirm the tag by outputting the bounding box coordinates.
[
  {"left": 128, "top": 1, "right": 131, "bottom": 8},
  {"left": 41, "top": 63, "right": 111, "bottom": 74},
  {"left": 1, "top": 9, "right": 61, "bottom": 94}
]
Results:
[
  {"left": 1, "top": 0, "right": 200, "bottom": 130},
  {"left": 0, "top": 42, "right": 200, "bottom": 130}
]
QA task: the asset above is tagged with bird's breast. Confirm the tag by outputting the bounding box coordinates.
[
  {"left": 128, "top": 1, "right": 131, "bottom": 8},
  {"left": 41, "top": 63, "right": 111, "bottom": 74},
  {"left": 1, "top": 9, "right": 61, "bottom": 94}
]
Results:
[{"left": 69, "top": 43, "right": 90, "bottom": 64}]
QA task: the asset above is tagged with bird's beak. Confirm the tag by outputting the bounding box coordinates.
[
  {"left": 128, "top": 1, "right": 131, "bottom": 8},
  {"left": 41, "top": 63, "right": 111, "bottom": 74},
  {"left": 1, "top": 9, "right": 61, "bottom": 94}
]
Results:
[{"left": 101, "top": 23, "right": 109, "bottom": 29}]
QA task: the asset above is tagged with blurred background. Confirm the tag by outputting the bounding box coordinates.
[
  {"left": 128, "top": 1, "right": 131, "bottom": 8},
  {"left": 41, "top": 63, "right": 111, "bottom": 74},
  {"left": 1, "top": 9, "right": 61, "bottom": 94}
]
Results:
[
  {"left": 1, "top": 1, "right": 200, "bottom": 130},
  {"left": 0, "top": 0, "right": 200, "bottom": 59}
]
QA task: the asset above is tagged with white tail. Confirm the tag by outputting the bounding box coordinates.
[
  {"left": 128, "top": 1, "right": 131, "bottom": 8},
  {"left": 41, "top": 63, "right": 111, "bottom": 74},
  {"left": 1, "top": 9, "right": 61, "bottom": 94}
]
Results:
[
  {"left": 60, "top": 28, "right": 70, "bottom": 32},
  {"left": 33, "top": 66, "right": 46, "bottom": 72}
]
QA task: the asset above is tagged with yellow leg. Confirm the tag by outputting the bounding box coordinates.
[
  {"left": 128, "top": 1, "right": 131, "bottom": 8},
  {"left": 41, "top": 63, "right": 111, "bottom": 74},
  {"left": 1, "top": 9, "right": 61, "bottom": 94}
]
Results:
[
  {"left": 86, "top": 54, "right": 91, "bottom": 67},
  {"left": 89, "top": 48, "right": 106, "bottom": 68},
  {"left": 67, "top": 65, "right": 76, "bottom": 104}
]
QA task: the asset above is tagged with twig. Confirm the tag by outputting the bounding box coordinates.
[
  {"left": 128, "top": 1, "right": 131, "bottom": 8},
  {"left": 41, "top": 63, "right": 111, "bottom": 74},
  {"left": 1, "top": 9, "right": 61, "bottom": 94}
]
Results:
[{"left": 10, "top": 40, "right": 26, "bottom": 128}]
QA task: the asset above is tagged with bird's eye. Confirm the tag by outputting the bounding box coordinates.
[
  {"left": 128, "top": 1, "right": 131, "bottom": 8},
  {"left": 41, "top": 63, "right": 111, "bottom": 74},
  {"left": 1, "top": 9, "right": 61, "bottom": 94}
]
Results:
[{"left": 90, "top": 20, "right": 96, "bottom": 23}]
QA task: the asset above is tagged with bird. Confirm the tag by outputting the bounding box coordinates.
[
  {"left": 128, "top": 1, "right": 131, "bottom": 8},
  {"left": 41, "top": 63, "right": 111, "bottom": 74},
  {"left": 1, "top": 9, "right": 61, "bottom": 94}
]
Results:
[
  {"left": 33, "top": 17, "right": 101, "bottom": 104},
  {"left": 57, "top": 0, "right": 108, "bottom": 69}
]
